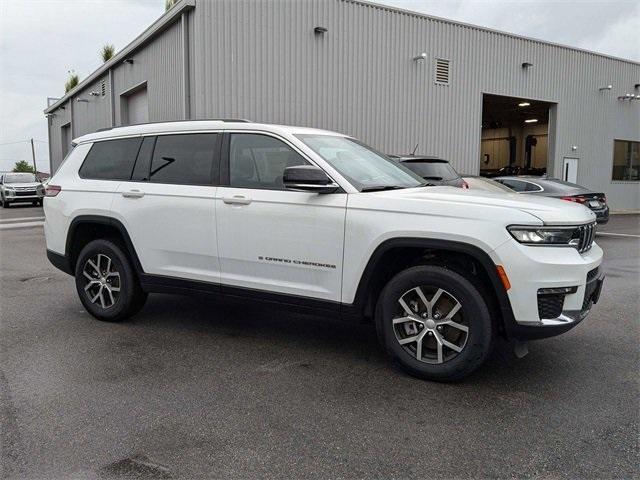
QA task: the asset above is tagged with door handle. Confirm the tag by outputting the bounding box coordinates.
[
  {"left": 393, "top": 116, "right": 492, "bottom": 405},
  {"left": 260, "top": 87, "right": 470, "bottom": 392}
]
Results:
[
  {"left": 122, "top": 189, "right": 145, "bottom": 199},
  {"left": 222, "top": 195, "right": 252, "bottom": 205}
]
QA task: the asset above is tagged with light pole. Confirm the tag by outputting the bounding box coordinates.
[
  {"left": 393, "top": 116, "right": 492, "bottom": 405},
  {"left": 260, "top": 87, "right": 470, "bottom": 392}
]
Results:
[{"left": 30, "top": 138, "right": 37, "bottom": 175}]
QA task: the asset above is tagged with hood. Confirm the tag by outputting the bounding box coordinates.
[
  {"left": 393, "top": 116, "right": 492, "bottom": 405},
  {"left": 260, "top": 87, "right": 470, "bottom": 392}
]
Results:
[
  {"left": 4, "top": 182, "right": 42, "bottom": 188},
  {"left": 361, "top": 186, "right": 596, "bottom": 225}
]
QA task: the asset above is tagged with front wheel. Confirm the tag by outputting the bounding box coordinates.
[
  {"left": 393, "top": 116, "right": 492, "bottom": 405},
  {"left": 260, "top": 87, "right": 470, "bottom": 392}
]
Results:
[
  {"left": 376, "top": 265, "right": 493, "bottom": 382},
  {"left": 74, "top": 239, "right": 147, "bottom": 322}
]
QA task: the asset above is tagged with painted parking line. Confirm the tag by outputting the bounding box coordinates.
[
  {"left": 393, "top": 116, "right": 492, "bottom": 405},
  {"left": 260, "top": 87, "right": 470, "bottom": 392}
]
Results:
[
  {"left": 0, "top": 221, "right": 44, "bottom": 230},
  {"left": 0, "top": 216, "right": 45, "bottom": 223},
  {"left": 596, "top": 232, "right": 640, "bottom": 239}
]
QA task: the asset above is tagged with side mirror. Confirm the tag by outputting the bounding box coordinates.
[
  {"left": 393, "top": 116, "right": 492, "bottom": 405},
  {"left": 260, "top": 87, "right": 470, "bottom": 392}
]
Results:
[{"left": 283, "top": 165, "right": 339, "bottom": 193}]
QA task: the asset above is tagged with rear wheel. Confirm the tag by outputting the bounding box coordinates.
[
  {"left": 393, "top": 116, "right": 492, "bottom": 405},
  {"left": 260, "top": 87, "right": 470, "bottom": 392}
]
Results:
[
  {"left": 74, "top": 239, "right": 147, "bottom": 322},
  {"left": 376, "top": 265, "right": 493, "bottom": 382}
]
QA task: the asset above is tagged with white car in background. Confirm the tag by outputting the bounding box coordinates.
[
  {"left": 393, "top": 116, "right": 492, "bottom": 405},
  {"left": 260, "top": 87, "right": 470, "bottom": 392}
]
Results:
[{"left": 0, "top": 172, "right": 45, "bottom": 207}]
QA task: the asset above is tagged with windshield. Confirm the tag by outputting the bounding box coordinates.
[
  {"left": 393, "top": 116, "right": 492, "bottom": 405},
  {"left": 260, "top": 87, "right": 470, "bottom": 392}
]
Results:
[
  {"left": 5, "top": 173, "right": 37, "bottom": 183},
  {"left": 296, "top": 135, "right": 424, "bottom": 191},
  {"left": 401, "top": 160, "right": 459, "bottom": 181}
]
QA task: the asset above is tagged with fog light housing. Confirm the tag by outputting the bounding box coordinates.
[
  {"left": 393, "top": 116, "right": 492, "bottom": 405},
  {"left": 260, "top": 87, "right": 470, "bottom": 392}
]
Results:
[{"left": 538, "top": 286, "right": 578, "bottom": 295}]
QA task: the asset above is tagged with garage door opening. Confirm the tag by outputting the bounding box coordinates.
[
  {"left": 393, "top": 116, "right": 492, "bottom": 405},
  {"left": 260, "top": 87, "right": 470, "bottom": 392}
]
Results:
[{"left": 480, "top": 94, "right": 554, "bottom": 177}]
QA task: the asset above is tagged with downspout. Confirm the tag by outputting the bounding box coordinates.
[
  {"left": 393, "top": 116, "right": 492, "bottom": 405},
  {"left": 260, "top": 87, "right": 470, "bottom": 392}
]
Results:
[{"left": 181, "top": 11, "right": 191, "bottom": 120}]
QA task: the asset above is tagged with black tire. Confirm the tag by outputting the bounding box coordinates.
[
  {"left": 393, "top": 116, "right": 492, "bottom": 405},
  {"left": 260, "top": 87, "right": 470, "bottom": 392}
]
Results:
[
  {"left": 38, "top": 199, "right": 43, "bottom": 206},
  {"left": 375, "top": 265, "right": 493, "bottom": 382},
  {"left": 74, "top": 239, "right": 147, "bottom": 322},
  {"left": 2, "top": 199, "right": 9, "bottom": 208}
]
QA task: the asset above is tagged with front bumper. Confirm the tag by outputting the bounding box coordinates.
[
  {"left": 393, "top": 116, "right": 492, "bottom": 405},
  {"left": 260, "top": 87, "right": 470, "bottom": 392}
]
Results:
[
  {"left": 4, "top": 191, "right": 44, "bottom": 202},
  {"left": 592, "top": 206, "right": 609, "bottom": 224},
  {"left": 492, "top": 239, "right": 604, "bottom": 340}
]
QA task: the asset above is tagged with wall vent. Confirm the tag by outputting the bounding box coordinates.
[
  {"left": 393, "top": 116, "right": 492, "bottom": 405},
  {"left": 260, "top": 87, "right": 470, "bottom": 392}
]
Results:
[
  {"left": 435, "top": 58, "right": 450, "bottom": 85},
  {"left": 100, "top": 79, "right": 106, "bottom": 96}
]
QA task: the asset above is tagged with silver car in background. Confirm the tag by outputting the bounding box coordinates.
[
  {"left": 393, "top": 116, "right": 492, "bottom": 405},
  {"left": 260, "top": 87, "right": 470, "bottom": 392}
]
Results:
[{"left": 0, "top": 172, "right": 45, "bottom": 207}]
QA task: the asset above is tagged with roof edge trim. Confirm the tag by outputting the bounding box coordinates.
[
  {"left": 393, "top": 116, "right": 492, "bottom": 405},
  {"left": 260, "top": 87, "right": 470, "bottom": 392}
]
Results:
[{"left": 344, "top": 0, "right": 640, "bottom": 66}]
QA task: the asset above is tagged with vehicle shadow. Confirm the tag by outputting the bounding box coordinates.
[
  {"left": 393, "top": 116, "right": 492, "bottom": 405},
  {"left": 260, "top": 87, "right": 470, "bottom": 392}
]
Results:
[{"left": 128, "top": 292, "right": 573, "bottom": 388}]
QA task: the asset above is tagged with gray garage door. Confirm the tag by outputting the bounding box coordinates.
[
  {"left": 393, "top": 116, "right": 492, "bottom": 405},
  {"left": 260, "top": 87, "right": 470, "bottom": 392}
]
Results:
[{"left": 124, "top": 88, "right": 149, "bottom": 125}]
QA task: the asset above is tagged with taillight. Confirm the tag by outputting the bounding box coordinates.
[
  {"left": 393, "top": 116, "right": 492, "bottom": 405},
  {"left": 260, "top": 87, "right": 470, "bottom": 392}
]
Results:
[
  {"left": 45, "top": 185, "right": 62, "bottom": 197},
  {"left": 561, "top": 195, "right": 587, "bottom": 204},
  {"left": 461, "top": 180, "right": 469, "bottom": 189}
]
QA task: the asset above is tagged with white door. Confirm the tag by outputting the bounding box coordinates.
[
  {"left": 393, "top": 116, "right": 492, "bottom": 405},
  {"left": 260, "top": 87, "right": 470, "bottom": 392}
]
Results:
[
  {"left": 215, "top": 132, "right": 347, "bottom": 302},
  {"left": 124, "top": 88, "right": 148, "bottom": 125},
  {"left": 563, "top": 157, "right": 579, "bottom": 183},
  {"left": 111, "top": 133, "right": 221, "bottom": 283}
]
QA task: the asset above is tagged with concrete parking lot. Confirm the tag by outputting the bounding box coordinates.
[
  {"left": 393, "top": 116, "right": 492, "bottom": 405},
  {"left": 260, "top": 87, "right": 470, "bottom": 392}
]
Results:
[{"left": 1, "top": 206, "right": 638, "bottom": 479}]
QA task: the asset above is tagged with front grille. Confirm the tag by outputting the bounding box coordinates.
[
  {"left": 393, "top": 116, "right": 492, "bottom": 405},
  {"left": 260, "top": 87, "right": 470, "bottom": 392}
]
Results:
[
  {"left": 575, "top": 222, "right": 596, "bottom": 253},
  {"left": 15, "top": 190, "right": 36, "bottom": 196},
  {"left": 538, "top": 294, "right": 565, "bottom": 319}
]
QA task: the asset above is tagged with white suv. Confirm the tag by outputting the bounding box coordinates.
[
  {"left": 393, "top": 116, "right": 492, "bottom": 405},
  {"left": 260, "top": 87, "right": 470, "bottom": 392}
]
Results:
[{"left": 44, "top": 120, "right": 604, "bottom": 381}]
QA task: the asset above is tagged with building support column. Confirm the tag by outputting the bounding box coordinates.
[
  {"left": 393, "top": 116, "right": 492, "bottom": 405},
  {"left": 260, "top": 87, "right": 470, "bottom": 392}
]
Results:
[
  {"left": 181, "top": 12, "right": 191, "bottom": 120},
  {"left": 109, "top": 68, "right": 116, "bottom": 127}
]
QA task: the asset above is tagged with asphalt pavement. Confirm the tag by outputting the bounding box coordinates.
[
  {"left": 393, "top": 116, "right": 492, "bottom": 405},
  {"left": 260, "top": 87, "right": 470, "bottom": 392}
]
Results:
[{"left": 1, "top": 206, "right": 638, "bottom": 479}]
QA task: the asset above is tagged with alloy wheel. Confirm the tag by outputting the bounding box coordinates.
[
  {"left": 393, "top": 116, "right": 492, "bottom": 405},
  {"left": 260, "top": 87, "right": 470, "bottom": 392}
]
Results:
[
  {"left": 82, "top": 253, "right": 121, "bottom": 309},
  {"left": 392, "top": 286, "right": 469, "bottom": 364}
]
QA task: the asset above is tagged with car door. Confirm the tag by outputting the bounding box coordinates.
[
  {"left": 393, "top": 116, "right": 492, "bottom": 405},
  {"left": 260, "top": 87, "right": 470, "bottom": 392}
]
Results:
[
  {"left": 215, "top": 132, "right": 347, "bottom": 303},
  {"left": 111, "top": 132, "right": 221, "bottom": 284}
]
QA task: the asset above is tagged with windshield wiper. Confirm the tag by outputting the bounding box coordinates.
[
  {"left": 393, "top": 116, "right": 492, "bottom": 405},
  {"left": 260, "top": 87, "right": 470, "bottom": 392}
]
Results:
[
  {"left": 360, "top": 185, "right": 406, "bottom": 192},
  {"left": 423, "top": 176, "right": 443, "bottom": 181}
]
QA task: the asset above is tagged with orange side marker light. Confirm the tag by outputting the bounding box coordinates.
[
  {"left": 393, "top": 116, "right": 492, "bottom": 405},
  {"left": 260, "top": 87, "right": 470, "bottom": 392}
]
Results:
[{"left": 496, "top": 265, "right": 511, "bottom": 291}]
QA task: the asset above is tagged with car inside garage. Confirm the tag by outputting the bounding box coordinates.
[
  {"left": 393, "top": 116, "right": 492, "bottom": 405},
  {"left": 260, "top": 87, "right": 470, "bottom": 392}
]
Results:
[{"left": 480, "top": 94, "right": 554, "bottom": 177}]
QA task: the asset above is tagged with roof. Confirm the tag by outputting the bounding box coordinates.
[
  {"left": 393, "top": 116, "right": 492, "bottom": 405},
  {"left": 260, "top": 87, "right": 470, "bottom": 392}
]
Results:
[{"left": 73, "top": 120, "right": 345, "bottom": 144}]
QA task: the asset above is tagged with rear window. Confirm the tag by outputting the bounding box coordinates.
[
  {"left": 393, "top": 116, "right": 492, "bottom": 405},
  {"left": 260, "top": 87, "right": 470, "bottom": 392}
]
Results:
[
  {"left": 149, "top": 134, "right": 219, "bottom": 185},
  {"left": 402, "top": 160, "right": 459, "bottom": 181},
  {"left": 79, "top": 138, "right": 142, "bottom": 180},
  {"left": 497, "top": 179, "right": 528, "bottom": 192}
]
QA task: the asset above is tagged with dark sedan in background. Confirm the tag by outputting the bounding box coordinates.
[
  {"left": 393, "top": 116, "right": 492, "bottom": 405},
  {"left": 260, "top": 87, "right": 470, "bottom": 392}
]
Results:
[
  {"left": 388, "top": 155, "right": 467, "bottom": 188},
  {"left": 495, "top": 176, "right": 610, "bottom": 224}
]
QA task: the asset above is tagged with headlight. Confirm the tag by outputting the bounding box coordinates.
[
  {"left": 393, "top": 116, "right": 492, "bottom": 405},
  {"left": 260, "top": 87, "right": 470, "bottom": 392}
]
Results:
[{"left": 507, "top": 225, "right": 580, "bottom": 246}]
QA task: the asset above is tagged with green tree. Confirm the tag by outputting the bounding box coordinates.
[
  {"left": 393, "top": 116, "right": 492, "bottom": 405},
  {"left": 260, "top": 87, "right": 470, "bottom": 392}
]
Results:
[
  {"left": 64, "top": 72, "right": 79, "bottom": 93},
  {"left": 101, "top": 44, "right": 115, "bottom": 62},
  {"left": 165, "top": 0, "right": 178, "bottom": 11},
  {"left": 13, "top": 160, "right": 35, "bottom": 173}
]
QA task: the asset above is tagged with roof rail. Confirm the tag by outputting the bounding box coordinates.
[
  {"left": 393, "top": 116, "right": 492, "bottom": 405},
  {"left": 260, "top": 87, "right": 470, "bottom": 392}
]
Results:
[{"left": 94, "top": 118, "right": 252, "bottom": 133}]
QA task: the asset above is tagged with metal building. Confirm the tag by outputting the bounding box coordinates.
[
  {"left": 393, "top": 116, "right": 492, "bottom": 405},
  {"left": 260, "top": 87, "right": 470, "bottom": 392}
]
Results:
[{"left": 44, "top": 0, "right": 640, "bottom": 210}]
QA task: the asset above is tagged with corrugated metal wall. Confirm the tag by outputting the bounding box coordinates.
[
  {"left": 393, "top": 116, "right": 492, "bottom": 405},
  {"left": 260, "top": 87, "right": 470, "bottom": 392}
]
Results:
[
  {"left": 71, "top": 77, "right": 111, "bottom": 138},
  {"left": 190, "top": 0, "right": 639, "bottom": 209},
  {"left": 112, "top": 20, "right": 184, "bottom": 125},
  {"left": 48, "top": 19, "right": 186, "bottom": 172},
  {"left": 48, "top": 0, "right": 640, "bottom": 209}
]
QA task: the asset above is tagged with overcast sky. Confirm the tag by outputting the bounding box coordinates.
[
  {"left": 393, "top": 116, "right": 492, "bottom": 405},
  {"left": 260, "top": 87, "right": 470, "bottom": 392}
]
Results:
[{"left": 1, "top": 0, "right": 638, "bottom": 173}]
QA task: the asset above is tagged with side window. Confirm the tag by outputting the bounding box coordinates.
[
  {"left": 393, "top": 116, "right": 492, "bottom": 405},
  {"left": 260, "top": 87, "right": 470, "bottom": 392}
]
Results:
[
  {"left": 499, "top": 179, "right": 528, "bottom": 192},
  {"left": 524, "top": 181, "right": 542, "bottom": 192},
  {"left": 149, "top": 134, "right": 219, "bottom": 185},
  {"left": 79, "top": 138, "right": 143, "bottom": 180},
  {"left": 131, "top": 136, "right": 156, "bottom": 182},
  {"left": 229, "top": 133, "right": 309, "bottom": 190}
]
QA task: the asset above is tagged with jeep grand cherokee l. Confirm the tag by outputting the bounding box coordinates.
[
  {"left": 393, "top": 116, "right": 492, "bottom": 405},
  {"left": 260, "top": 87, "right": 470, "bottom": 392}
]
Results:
[{"left": 44, "top": 120, "right": 604, "bottom": 381}]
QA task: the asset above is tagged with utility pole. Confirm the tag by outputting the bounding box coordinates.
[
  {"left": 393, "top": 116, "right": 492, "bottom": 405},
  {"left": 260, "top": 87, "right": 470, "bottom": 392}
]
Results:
[{"left": 30, "top": 138, "right": 37, "bottom": 175}]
